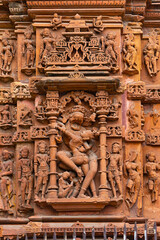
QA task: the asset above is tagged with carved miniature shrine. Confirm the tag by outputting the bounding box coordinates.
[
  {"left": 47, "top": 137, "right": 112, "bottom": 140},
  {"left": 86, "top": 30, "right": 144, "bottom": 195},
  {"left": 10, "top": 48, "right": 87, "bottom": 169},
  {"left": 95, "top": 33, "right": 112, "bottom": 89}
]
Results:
[{"left": 0, "top": 0, "right": 160, "bottom": 239}]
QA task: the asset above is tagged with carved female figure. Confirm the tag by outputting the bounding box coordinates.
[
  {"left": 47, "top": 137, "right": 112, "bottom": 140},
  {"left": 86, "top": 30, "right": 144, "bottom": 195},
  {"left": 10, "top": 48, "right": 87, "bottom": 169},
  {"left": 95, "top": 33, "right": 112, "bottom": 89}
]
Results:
[
  {"left": 57, "top": 105, "right": 97, "bottom": 198},
  {"left": 34, "top": 141, "right": 50, "bottom": 201},
  {"left": 39, "top": 28, "right": 55, "bottom": 66},
  {"left": 18, "top": 147, "right": 33, "bottom": 208},
  {"left": 123, "top": 33, "right": 138, "bottom": 74},
  {"left": 143, "top": 30, "right": 160, "bottom": 77},
  {"left": 125, "top": 151, "right": 141, "bottom": 208},
  {"left": 0, "top": 30, "right": 15, "bottom": 75},
  {"left": 107, "top": 142, "right": 122, "bottom": 199},
  {"left": 145, "top": 152, "right": 160, "bottom": 202},
  {"left": 22, "top": 25, "right": 35, "bottom": 68},
  {"left": 0, "top": 150, "right": 14, "bottom": 213}
]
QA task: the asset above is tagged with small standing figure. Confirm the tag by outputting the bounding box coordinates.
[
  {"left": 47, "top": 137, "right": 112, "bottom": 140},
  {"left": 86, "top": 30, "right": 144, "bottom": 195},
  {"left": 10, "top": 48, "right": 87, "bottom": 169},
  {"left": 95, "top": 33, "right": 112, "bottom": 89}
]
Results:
[
  {"left": 0, "top": 150, "right": 14, "bottom": 214},
  {"left": 125, "top": 151, "right": 141, "bottom": 208},
  {"left": 18, "top": 147, "right": 33, "bottom": 209},
  {"left": 145, "top": 152, "right": 160, "bottom": 202},
  {"left": 93, "top": 16, "right": 104, "bottom": 33},
  {"left": 123, "top": 33, "right": 138, "bottom": 75},
  {"left": 51, "top": 13, "right": 62, "bottom": 30},
  {"left": 22, "top": 25, "right": 35, "bottom": 68},
  {"left": 143, "top": 30, "right": 160, "bottom": 77},
  {"left": 0, "top": 30, "right": 15, "bottom": 76},
  {"left": 19, "top": 107, "right": 32, "bottom": 127},
  {"left": 107, "top": 142, "right": 122, "bottom": 199},
  {"left": 58, "top": 171, "right": 73, "bottom": 198},
  {"left": 101, "top": 32, "right": 119, "bottom": 71},
  {"left": 34, "top": 141, "right": 50, "bottom": 201},
  {"left": 0, "top": 105, "right": 12, "bottom": 128}
]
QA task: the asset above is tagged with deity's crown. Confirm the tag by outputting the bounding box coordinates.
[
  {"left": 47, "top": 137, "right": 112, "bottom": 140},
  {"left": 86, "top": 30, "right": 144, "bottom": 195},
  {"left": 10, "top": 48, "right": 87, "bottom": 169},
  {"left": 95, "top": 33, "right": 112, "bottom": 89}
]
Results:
[{"left": 70, "top": 105, "right": 85, "bottom": 114}]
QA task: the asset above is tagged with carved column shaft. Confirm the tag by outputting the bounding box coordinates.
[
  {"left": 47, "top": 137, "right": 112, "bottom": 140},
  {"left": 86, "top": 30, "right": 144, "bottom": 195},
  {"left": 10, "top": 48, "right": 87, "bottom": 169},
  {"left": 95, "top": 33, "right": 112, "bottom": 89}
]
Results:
[{"left": 46, "top": 91, "right": 59, "bottom": 199}]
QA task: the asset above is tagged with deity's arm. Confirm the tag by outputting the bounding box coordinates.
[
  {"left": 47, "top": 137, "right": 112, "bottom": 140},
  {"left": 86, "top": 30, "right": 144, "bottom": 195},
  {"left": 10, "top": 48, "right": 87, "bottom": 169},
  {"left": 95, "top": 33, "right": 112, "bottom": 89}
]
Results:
[
  {"left": 118, "top": 155, "right": 122, "bottom": 173},
  {"left": 2, "top": 161, "right": 13, "bottom": 176}
]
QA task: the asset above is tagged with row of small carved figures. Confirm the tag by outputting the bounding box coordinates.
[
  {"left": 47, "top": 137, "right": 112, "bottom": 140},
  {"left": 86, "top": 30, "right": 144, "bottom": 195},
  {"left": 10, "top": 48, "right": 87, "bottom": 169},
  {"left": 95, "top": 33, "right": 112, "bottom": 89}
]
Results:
[{"left": 4, "top": 222, "right": 158, "bottom": 240}]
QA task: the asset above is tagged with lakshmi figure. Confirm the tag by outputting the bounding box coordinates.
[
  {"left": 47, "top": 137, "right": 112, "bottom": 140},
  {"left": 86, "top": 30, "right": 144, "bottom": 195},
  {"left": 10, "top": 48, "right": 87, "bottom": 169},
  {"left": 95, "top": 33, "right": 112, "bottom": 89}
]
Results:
[{"left": 57, "top": 105, "right": 98, "bottom": 198}]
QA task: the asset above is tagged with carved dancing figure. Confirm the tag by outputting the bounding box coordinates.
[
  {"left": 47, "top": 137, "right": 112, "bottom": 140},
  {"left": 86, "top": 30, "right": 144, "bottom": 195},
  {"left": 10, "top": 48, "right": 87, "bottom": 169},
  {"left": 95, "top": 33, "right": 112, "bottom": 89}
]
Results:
[
  {"left": 107, "top": 143, "right": 122, "bottom": 199},
  {"left": 0, "top": 30, "right": 15, "bottom": 75},
  {"left": 22, "top": 25, "right": 35, "bottom": 68},
  {"left": 125, "top": 151, "right": 141, "bottom": 208},
  {"left": 39, "top": 28, "right": 55, "bottom": 66},
  {"left": 93, "top": 16, "right": 104, "bottom": 33},
  {"left": 145, "top": 152, "right": 160, "bottom": 202},
  {"left": 34, "top": 141, "right": 50, "bottom": 201},
  {"left": 18, "top": 147, "right": 33, "bottom": 208},
  {"left": 0, "top": 150, "right": 14, "bottom": 213},
  {"left": 57, "top": 105, "right": 97, "bottom": 198},
  {"left": 51, "top": 13, "right": 62, "bottom": 30},
  {"left": 123, "top": 33, "right": 138, "bottom": 73},
  {"left": 143, "top": 30, "right": 160, "bottom": 77}
]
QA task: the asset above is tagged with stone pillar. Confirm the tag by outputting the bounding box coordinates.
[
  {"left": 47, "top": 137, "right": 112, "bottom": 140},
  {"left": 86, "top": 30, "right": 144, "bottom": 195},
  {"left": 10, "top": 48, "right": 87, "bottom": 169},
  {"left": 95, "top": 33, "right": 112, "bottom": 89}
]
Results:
[
  {"left": 46, "top": 91, "right": 59, "bottom": 199},
  {"left": 96, "top": 91, "right": 109, "bottom": 199}
]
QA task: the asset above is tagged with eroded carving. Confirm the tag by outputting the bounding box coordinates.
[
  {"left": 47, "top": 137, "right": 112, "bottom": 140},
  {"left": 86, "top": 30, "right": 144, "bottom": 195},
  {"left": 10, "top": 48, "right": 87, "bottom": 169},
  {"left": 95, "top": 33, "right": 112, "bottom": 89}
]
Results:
[
  {"left": 19, "top": 107, "right": 32, "bottom": 128},
  {"left": 127, "top": 106, "right": 139, "bottom": 129},
  {"left": 93, "top": 16, "right": 104, "bottom": 33},
  {"left": 0, "top": 105, "right": 12, "bottom": 129}
]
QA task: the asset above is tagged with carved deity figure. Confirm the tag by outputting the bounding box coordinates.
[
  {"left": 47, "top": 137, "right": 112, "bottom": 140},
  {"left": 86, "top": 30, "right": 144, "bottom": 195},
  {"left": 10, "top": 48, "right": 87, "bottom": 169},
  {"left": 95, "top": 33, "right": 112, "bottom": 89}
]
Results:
[
  {"left": 123, "top": 33, "right": 138, "bottom": 74},
  {"left": 107, "top": 143, "right": 122, "bottom": 199},
  {"left": 0, "top": 30, "right": 15, "bottom": 75},
  {"left": 145, "top": 152, "right": 160, "bottom": 202},
  {"left": 0, "top": 105, "right": 12, "bottom": 128},
  {"left": 39, "top": 28, "right": 55, "bottom": 67},
  {"left": 51, "top": 13, "right": 62, "bottom": 30},
  {"left": 18, "top": 147, "right": 33, "bottom": 209},
  {"left": 127, "top": 108, "right": 139, "bottom": 129},
  {"left": 0, "top": 150, "right": 14, "bottom": 214},
  {"left": 57, "top": 105, "right": 98, "bottom": 198},
  {"left": 34, "top": 99, "right": 46, "bottom": 121},
  {"left": 93, "top": 16, "right": 104, "bottom": 33},
  {"left": 19, "top": 107, "right": 32, "bottom": 127},
  {"left": 125, "top": 151, "right": 141, "bottom": 208},
  {"left": 34, "top": 141, "right": 50, "bottom": 201},
  {"left": 143, "top": 30, "right": 160, "bottom": 77},
  {"left": 101, "top": 32, "right": 118, "bottom": 70},
  {"left": 22, "top": 25, "right": 35, "bottom": 68}
]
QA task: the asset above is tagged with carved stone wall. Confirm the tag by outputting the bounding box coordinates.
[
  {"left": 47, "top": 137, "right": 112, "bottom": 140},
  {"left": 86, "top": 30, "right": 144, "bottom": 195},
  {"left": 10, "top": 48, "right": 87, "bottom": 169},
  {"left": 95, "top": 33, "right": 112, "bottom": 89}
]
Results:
[{"left": 0, "top": 0, "right": 160, "bottom": 237}]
